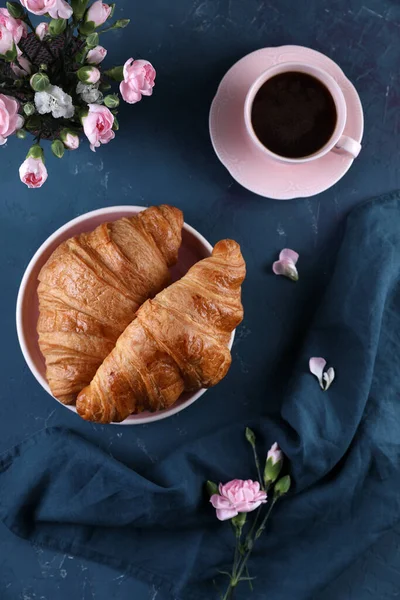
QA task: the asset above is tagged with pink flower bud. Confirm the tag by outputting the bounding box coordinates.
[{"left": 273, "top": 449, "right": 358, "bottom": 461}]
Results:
[
  {"left": 78, "top": 65, "right": 101, "bottom": 84},
  {"left": 61, "top": 129, "right": 80, "bottom": 150},
  {"left": 35, "top": 22, "right": 49, "bottom": 41},
  {"left": 86, "top": 45, "right": 107, "bottom": 65},
  {"left": 210, "top": 479, "right": 267, "bottom": 521},
  {"left": 19, "top": 157, "right": 48, "bottom": 189},
  {"left": 267, "top": 442, "right": 282, "bottom": 466},
  {"left": 120, "top": 58, "right": 156, "bottom": 104},
  {"left": 86, "top": 1, "right": 111, "bottom": 26}
]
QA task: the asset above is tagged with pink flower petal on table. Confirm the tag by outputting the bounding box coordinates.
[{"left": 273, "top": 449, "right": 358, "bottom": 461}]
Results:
[
  {"left": 323, "top": 367, "right": 335, "bottom": 391},
  {"left": 273, "top": 259, "right": 299, "bottom": 281},
  {"left": 309, "top": 357, "right": 327, "bottom": 390},
  {"left": 279, "top": 248, "right": 299, "bottom": 264}
]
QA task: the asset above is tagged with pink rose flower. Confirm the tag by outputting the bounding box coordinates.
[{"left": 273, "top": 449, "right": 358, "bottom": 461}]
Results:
[
  {"left": 0, "top": 8, "right": 27, "bottom": 45},
  {"left": 82, "top": 103, "right": 115, "bottom": 152},
  {"left": 35, "top": 22, "right": 49, "bottom": 41},
  {"left": 272, "top": 248, "right": 299, "bottom": 281},
  {"left": 19, "top": 157, "right": 48, "bottom": 188},
  {"left": 0, "top": 24, "right": 14, "bottom": 55},
  {"left": 120, "top": 58, "right": 156, "bottom": 104},
  {"left": 86, "top": 45, "right": 107, "bottom": 65},
  {"left": 20, "top": 0, "right": 72, "bottom": 19},
  {"left": 210, "top": 479, "right": 267, "bottom": 521},
  {"left": 267, "top": 442, "right": 282, "bottom": 466},
  {"left": 0, "top": 94, "right": 23, "bottom": 145},
  {"left": 86, "top": 1, "right": 111, "bottom": 26}
]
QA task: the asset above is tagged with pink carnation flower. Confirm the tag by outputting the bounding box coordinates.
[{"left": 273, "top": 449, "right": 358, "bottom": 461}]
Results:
[
  {"left": 210, "top": 479, "right": 267, "bottom": 521},
  {"left": 0, "top": 94, "right": 23, "bottom": 145},
  {"left": 19, "top": 157, "right": 48, "bottom": 189},
  {"left": 82, "top": 103, "right": 115, "bottom": 152},
  {"left": 120, "top": 58, "right": 156, "bottom": 104}
]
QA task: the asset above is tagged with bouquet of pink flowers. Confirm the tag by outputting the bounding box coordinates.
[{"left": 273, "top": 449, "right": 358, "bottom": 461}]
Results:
[{"left": 0, "top": 0, "right": 156, "bottom": 188}]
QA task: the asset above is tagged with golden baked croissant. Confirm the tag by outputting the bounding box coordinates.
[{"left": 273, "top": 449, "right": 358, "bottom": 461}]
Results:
[
  {"left": 37, "top": 205, "right": 183, "bottom": 404},
  {"left": 76, "top": 239, "right": 246, "bottom": 423}
]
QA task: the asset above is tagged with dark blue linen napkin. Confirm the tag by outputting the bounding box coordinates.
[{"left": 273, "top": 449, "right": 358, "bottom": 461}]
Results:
[{"left": 1, "top": 192, "right": 400, "bottom": 600}]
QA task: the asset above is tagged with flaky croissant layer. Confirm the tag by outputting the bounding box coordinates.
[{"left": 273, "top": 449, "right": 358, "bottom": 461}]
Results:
[
  {"left": 37, "top": 205, "right": 183, "bottom": 404},
  {"left": 77, "top": 239, "right": 246, "bottom": 423}
]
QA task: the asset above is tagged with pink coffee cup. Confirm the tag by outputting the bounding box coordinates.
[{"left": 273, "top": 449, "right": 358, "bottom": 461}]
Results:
[{"left": 244, "top": 62, "right": 361, "bottom": 164}]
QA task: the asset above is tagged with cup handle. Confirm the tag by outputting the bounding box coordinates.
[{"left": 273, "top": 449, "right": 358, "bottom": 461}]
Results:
[{"left": 334, "top": 135, "right": 361, "bottom": 158}]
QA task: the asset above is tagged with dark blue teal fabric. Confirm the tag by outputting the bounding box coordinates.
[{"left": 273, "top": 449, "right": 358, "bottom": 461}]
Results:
[{"left": 1, "top": 193, "right": 400, "bottom": 600}]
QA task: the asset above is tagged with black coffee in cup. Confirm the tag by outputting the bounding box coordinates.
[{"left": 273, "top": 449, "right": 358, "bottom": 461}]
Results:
[{"left": 251, "top": 71, "right": 337, "bottom": 159}]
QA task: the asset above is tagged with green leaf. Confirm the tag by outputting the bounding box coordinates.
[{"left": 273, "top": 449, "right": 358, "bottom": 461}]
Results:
[
  {"left": 99, "top": 81, "right": 112, "bottom": 92},
  {"left": 71, "top": 0, "right": 89, "bottom": 21},
  {"left": 205, "top": 480, "right": 218, "bottom": 497},
  {"left": 26, "top": 144, "right": 44, "bottom": 160},
  {"left": 113, "top": 18, "right": 130, "bottom": 29},
  {"left": 109, "top": 3, "right": 116, "bottom": 17},
  {"left": 79, "top": 20, "right": 95, "bottom": 35},
  {"left": 16, "top": 129, "right": 27, "bottom": 139},
  {"left": 23, "top": 102, "right": 35, "bottom": 116},
  {"left": 51, "top": 139, "right": 65, "bottom": 159},
  {"left": 104, "top": 94, "right": 119, "bottom": 109},
  {"left": 112, "top": 116, "right": 119, "bottom": 131},
  {"left": 30, "top": 72, "right": 50, "bottom": 92},
  {"left": 1, "top": 42, "right": 17, "bottom": 63},
  {"left": 274, "top": 475, "right": 291, "bottom": 498},
  {"left": 245, "top": 427, "right": 256, "bottom": 447},
  {"left": 104, "top": 66, "right": 124, "bottom": 82},
  {"left": 49, "top": 18, "right": 67, "bottom": 36},
  {"left": 86, "top": 32, "right": 99, "bottom": 48},
  {"left": 25, "top": 116, "right": 41, "bottom": 131},
  {"left": 6, "top": 1, "right": 24, "bottom": 18}
]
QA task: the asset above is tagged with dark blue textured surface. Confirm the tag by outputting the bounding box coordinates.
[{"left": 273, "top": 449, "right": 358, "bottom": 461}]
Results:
[{"left": 1, "top": 0, "right": 400, "bottom": 598}]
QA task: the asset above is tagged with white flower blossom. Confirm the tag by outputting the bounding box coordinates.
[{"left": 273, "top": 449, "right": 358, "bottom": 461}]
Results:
[
  {"left": 76, "top": 82, "right": 103, "bottom": 104},
  {"left": 34, "top": 85, "right": 74, "bottom": 119}
]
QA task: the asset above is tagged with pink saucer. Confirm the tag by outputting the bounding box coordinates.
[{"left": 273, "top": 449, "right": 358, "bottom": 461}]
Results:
[{"left": 209, "top": 46, "right": 364, "bottom": 200}]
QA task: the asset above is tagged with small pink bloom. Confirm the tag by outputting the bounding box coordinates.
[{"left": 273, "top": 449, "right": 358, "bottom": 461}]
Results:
[
  {"left": 63, "top": 132, "right": 79, "bottom": 150},
  {"left": 87, "top": 66, "right": 100, "bottom": 83},
  {"left": 82, "top": 103, "right": 115, "bottom": 152},
  {"left": 273, "top": 248, "right": 299, "bottom": 281},
  {"left": 86, "top": 45, "right": 107, "bottom": 65},
  {"left": 267, "top": 442, "right": 282, "bottom": 466},
  {"left": 11, "top": 47, "right": 31, "bottom": 77},
  {"left": 35, "top": 22, "right": 49, "bottom": 41},
  {"left": 0, "top": 8, "right": 27, "bottom": 45},
  {"left": 19, "top": 157, "right": 48, "bottom": 188},
  {"left": 20, "top": 0, "right": 72, "bottom": 19},
  {"left": 309, "top": 357, "right": 335, "bottom": 391},
  {"left": 210, "top": 479, "right": 267, "bottom": 521},
  {"left": 86, "top": 1, "right": 111, "bottom": 26},
  {"left": 0, "top": 94, "right": 24, "bottom": 145},
  {"left": 120, "top": 58, "right": 156, "bottom": 104}
]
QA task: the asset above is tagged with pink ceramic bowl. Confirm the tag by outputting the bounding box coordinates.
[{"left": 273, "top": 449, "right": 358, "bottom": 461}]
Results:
[{"left": 16, "top": 206, "right": 235, "bottom": 425}]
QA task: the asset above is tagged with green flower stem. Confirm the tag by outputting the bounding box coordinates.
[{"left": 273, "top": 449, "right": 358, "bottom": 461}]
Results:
[
  {"left": 222, "top": 497, "right": 279, "bottom": 598},
  {"left": 255, "top": 498, "right": 277, "bottom": 540}
]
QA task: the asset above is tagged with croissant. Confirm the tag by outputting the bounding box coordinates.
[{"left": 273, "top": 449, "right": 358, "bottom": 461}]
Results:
[
  {"left": 37, "top": 205, "right": 183, "bottom": 405},
  {"left": 76, "top": 239, "right": 246, "bottom": 423}
]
